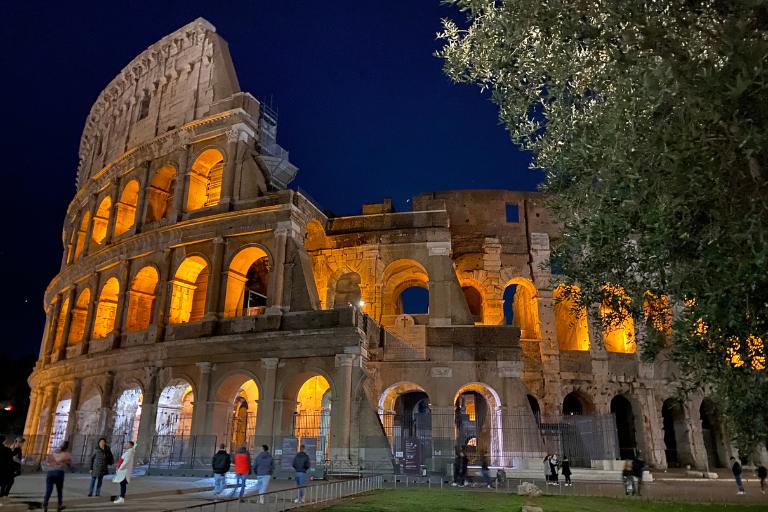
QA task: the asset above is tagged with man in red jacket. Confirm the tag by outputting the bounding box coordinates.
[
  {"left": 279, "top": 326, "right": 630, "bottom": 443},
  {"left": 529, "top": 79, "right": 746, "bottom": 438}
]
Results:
[{"left": 232, "top": 445, "right": 251, "bottom": 500}]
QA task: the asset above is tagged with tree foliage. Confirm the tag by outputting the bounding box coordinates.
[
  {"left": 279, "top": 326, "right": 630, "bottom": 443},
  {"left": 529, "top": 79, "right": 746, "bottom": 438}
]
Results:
[{"left": 439, "top": 0, "right": 768, "bottom": 456}]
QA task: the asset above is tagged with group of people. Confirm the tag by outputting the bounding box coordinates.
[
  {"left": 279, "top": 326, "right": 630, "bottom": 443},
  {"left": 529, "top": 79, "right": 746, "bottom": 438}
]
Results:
[
  {"left": 39, "top": 439, "right": 136, "bottom": 511},
  {"left": 0, "top": 436, "right": 25, "bottom": 501},
  {"left": 211, "top": 443, "right": 312, "bottom": 503},
  {"left": 730, "top": 456, "right": 767, "bottom": 496},
  {"left": 543, "top": 454, "right": 572, "bottom": 486},
  {"left": 450, "top": 447, "right": 496, "bottom": 489},
  {"left": 621, "top": 452, "right": 646, "bottom": 496}
]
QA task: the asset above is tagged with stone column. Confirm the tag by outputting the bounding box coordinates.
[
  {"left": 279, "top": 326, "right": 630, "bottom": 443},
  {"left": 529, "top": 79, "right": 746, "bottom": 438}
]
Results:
[
  {"left": 171, "top": 148, "right": 190, "bottom": 222},
  {"left": 97, "top": 372, "right": 115, "bottom": 436},
  {"left": 133, "top": 161, "right": 152, "bottom": 233},
  {"left": 266, "top": 222, "right": 290, "bottom": 313},
  {"left": 219, "top": 127, "right": 244, "bottom": 209},
  {"left": 39, "top": 385, "right": 59, "bottom": 454},
  {"left": 82, "top": 195, "right": 98, "bottom": 258},
  {"left": 64, "top": 379, "right": 82, "bottom": 441},
  {"left": 135, "top": 367, "right": 159, "bottom": 461},
  {"left": 103, "top": 179, "right": 120, "bottom": 245},
  {"left": 111, "top": 261, "right": 131, "bottom": 347},
  {"left": 191, "top": 362, "right": 213, "bottom": 435},
  {"left": 330, "top": 353, "right": 355, "bottom": 462},
  {"left": 24, "top": 388, "right": 42, "bottom": 437},
  {"left": 430, "top": 405, "right": 455, "bottom": 475},
  {"left": 634, "top": 389, "right": 666, "bottom": 468},
  {"left": 254, "top": 358, "right": 279, "bottom": 447},
  {"left": 204, "top": 237, "right": 226, "bottom": 321},
  {"left": 685, "top": 400, "right": 709, "bottom": 470},
  {"left": 42, "top": 295, "right": 63, "bottom": 364},
  {"left": 82, "top": 272, "right": 102, "bottom": 354},
  {"left": 153, "top": 249, "right": 174, "bottom": 342},
  {"left": 57, "top": 287, "right": 77, "bottom": 360}
]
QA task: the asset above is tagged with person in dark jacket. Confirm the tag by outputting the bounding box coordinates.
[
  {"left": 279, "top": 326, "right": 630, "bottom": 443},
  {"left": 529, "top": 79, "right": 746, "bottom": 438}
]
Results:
[
  {"left": 480, "top": 452, "right": 492, "bottom": 489},
  {"left": 561, "top": 456, "right": 572, "bottom": 487},
  {"left": 1, "top": 437, "right": 24, "bottom": 497},
  {"left": 459, "top": 448, "right": 469, "bottom": 487},
  {"left": 292, "top": 444, "right": 311, "bottom": 503},
  {"left": 0, "top": 436, "right": 13, "bottom": 498},
  {"left": 731, "top": 456, "right": 745, "bottom": 495},
  {"left": 211, "top": 444, "right": 231, "bottom": 496},
  {"left": 451, "top": 448, "right": 462, "bottom": 486},
  {"left": 87, "top": 438, "right": 113, "bottom": 497},
  {"left": 756, "top": 464, "right": 767, "bottom": 495},
  {"left": 631, "top": 452, "right": 645, "bottom": 496},
  {"left": 253, "top": 445, "right": 274, "bottom": 503}
]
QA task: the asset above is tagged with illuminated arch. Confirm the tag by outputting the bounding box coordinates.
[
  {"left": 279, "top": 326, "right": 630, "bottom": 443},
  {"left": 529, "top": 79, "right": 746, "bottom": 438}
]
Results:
[
  {"left": 91, "top": 196, "right": 112, "bottom": 244},
  {"left": 327, "top": 271, "right": 361, "bottom": 309},
  {"left": 382, "top": 259, "right": 430, "bottom": 316},
  {"left": 114, "top": 179, "right": 140, "bottom": 236},
  {"left": 461, "top": 285, "right": 484, "bottom": 323},
  {"left": 156, "top": 379, "right": 194, "bottom": 436},
  {"left": 112, "top": 387, "right": 143, "bottom": 441},
  {"left": 76, "top": 389, "right": 102, "bottom": 435},
  {"left": 68, "top": 288, "right": 90, "bottom": 345},
  {"left": 145, "top": 165, "right": 176, "bottom": 223},
  {"left": 186, "top": 149, "right": 224, "bottom": 211},
  {"left": 92, "top": 277, "right": 120, "bottom": 339},
  {"left": 223, "top": 246, "right": 270, "bottom": 317},
  {"left": 600, "top": 285, "right": 636, "bottom": 353},
  {"left": 169, "top": 256, "right": 209, "bottom": 324},
  {"left": 454, "top": 383, "right": 504, "bottom": 466},
  {"left": 73, "top": 211, "right": 90, "bottom": 260},
  {"left": 304, "top": 219, "right": 327, "bottom": 252},
  {"left": 125, "top": 266, "right": 159, "bottom": 332},
  {"left": 48, "top": 398, "right": 72, "bottom": 451},
  {"left": 214, "top": 373, "right": 261, "bottom": 450},
  {"left": 502, "top": 278, "right": 541, "bottom": 339},
  {"left": 52, "top": 297, "right": 70, "bottom": 353},
  {"left": 294, "top": 375, "right": 332, "bottom": 459},
  {"left": 554, "top": 285, "right": 590, "bottom": 351},
  {"left": 562, "top": 390, "right": 595, "bottom": 415}
]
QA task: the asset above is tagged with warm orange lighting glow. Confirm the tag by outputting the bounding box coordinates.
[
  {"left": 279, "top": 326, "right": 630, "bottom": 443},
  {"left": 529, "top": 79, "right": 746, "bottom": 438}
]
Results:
[
  {"left": 223, "top": 247, "right": 270, "bottom": 317},
  {"left": 73, "top": 212, "right": 90, "bottom": 260},
  {"left": 186, "top": 149, "right": 224, "bottom": 211},
  {"left": 643, "top": 292, "right": 672, "bottom": 335},
  {"left": 169, "top": 256, "right": 209, "bottom": 324},
  {"left": 68, "top": 288, "right": 90, "bottom": 345},
  {"left": 747, "top": 335, "right": 766, "bottom": 371},
  {"left": 146, "top": 165, "right": 176, "bottom": 223},
  {"left": 600, "top": 285, "right": 635, "bottom": 354},
  {"left": 91, "top": 196, "right": 112, "bottom": 245},
  {"left": 295, "top": 375, "right": 331, "bottom": 439},
  {"left": 554, "top": 284, "right": 590, "bottom": 351},
  {"left": 93, "top": 277, "right": 120, "bottom": 339},
  {"left": 52, "top": 297, "right": 70, "bottom": 351},
  {"left": 125, "top": 266, "right": 159, "bottom": 332},
  {"left": 114, "top": 180, "right": 140, "bottom": 237}
]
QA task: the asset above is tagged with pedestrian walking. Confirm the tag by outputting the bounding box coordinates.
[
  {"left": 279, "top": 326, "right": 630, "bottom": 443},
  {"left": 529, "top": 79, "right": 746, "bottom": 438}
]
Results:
[
  {"left": 561, "top": 456, "right": 572, "bottom": 487},
  {"left": 88, "top": 438, "right": 114, "bottom": 497},
  {"left": 756, "top": 464, "right": 767, "bottom": 495},
  {"left": 42, "top": 441, "right": 72, "bottom": 512},
  {"left": 292, "top": 444, "right": 311, "bottom": 503},
  {"left": 731, "top": 456, "right": 745, "bottom": 495},
  {"left": 543, "top": 455, "right": 551, "bottom": 484},
  {"left": 2, "top": 437, "right": 24, "bottom": 497},
  {"left": 112, "top": 440, "right": 136, "bottom": 505},
  {"left": 232, "top": 445, "right": 251, "bottom": 499},
  {"left": 631, "top": 451, "right": 645, "bottom": 497},
  {"left": 253, "top": 445, "right": 274, "bottom": 503},
  {"left": 211, "top": 444, "right": 231, "bottom": 496},
  {"left": 452, "top": 448, "right": 463, "bottom": 486},
  {"left": 0, "top": 435, "right": 13, "bottom": 499},
  {"left": 622, "top": 459, "right": 634, "bottom": 495},
  {"left": 480, "top": 452, "right": 493, "bottom": 489},
  {"left": 459, "top": 448, "right": 469, "bottom": 487},
  {"left": 549, "top": 453, "right": 559, "bottom": 485}
]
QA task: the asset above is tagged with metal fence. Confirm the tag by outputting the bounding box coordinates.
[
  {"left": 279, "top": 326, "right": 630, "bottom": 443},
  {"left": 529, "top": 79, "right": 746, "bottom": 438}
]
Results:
[
  {"left": 149, "top": 435, "right": 218, "bottom": 471},
  {"left": 69, "top": 433, "right": 126, "bottom": 468},
  {"left": 164, "top": 475, "right": 384, "bottom": 512}
]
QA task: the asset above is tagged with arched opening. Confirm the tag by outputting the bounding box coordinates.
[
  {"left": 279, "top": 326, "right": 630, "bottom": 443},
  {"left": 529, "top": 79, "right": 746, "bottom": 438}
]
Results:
[
  {"left": 52, "top": 297, "right": 70, "bottom": 354},
  {"left": 662, "top": 398, "right": 690, "bottom": 467},
  {"left": 502, "top": 279, "right": 541, "bottom": 339},
  {"left": 228, "top": 380, "right": 259, "bottom": 451},
  {"left": 554, "top": 285, "right": 590, "bottom": 351},
  {"left": 76, "top": 391, "right": 101, "bottom": 436},
  {"left": 378, "top": 383, "right": 431, "bottom": 474},
  {"left": 527, "top": 394, "right": 541, "bottom": 425},
  {"left": 92, "top": 277, "right": 120, "bottom": 339},
  {"left": 68, "top": 288, "right": 90, "bottom": 345},
  {"left": 169, "top": 256, "right": 209, "bottom": 324},
  {"left": 114, "top": 179, "right": 140, "bottom": 237},
  {"left": 125, "top": 266, "right": 159, "bottom": 332},
  {"left": 700, "top": 398, "right": 726, "bottom": 468},
  {"left": 73, "top": 212, "right": 90, "bottom": 261},
  {"left": 186, "top": 149, "right": 224, "bottom": 211},
  {"left": 49, "top": 398, "right": 71, "bottom": 451},
  {"left": 156, "top": 381, "right": 194, "bottom": 436},
  {"left": 112, "top": 387, "right": 143, "bottom": 442},
  {"left": 398, "top": 286, "right": 429, "bottom": 315},
  {"left": 454, "top": 384, "right": 504, "bottom": 466},
  {"left": 304, "top": 220, "right": 327, "bottom": 252},
  {"left": 91, "top": 196, "right": 112, "bottom": 245},
  {"left": 329, "top": 272, "right": 361, "bottom": 309},
  {"left": 601, "top": 285, "right": 636, "bottom": 353},
  {"left": 611, "top": 395, "right": 637, "bottom": 459},
  {"left": 294, "top": 375, "right": 332, "bottom": 461},
  {"left": 562, "top": 391, "right": 593, "bottom": 416},
  {"left": 145, "top": 165, "right": 176, "bottom": 223},
  {"left": 462, "top": 286, "right": 484, "bottom": 323},
  {"left": 223, "top": 247, "right": 270, "bottom": 317}
]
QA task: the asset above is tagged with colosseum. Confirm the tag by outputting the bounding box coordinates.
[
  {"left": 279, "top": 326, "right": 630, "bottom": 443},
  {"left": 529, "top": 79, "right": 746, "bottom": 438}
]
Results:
[{"left": 24, "top": 18, "right": 735, "bottom": 477}]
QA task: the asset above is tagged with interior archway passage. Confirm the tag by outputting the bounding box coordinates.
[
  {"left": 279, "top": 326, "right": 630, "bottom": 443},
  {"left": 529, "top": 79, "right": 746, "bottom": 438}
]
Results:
[
  {"left": 67, "top": 289, "right": 90, "bottom": 345},
  {"left": 329, "top": 272, "right": 361, "bottom": 309},
  {"left": 223, "top": 247, "right": 270, "bottom": 317},
  {"left": 145, "top": 165, "right": 176, "bottom": 223},
  {"left": 112, "top": 388, "right": 143, "bottom": 442},
  {"left": 91, "top": 196, "right": 112, "bottom": 245},
  {"left": 462, "top": 286, "right": 483, "bottom": 323},
  {"left": 169, "top": 256, "right": 209, "bottom": 324},
  {"left": 600, "top": 285, "right": 636, "bottom": 353},
  {"left": 72, "top": 211, "right": 90, "bottom": 262},
  {"left": 502, "top": 279, "right": 541, "bottom": 339},
  {"left": 113, "top": 180, "right": 140, "bottom": 237},
  {"left": 186, "top": 149, "right": 224, "bottom": 211},
  {"left": 156, "top": 381, "right": 194, "bottom": 436},
  {"left": 125, "top": 266, "right": 159, "bottom": 332},
  {"left": 294, "top": 375, "right": 331, "bottom": 461},
  {"left": 554, "top": 285, "right": 590, "bottom": 351},
  {"left": 92, "top": 277, "right": 120, "bottom": 339}
]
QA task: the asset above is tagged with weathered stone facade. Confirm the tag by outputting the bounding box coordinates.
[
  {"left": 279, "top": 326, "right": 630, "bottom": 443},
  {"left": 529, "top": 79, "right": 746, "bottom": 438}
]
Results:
[{"left": 25, "top": 19, "right": 737, "bottom": 475}]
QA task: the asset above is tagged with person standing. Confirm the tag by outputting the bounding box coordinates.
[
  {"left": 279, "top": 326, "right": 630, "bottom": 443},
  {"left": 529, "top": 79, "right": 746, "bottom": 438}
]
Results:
[
  {"left": 561, "top": 456, "right": 572, "bottom": 487},
  {"left": 549, "top": 454, "right": 559, "bottom": 485},
  {"left": 480, "top": 452, "right": 493, "bottom": 489},
  {"left": 631, "top": 451, "right": 645, "bottom": 497},
  {"left": 543, "top": 455, "right": 551, "bottom": 484},
  {"left": 3, "top": 437, "right": 24, "bottom": 498},
  {"left": 459, "top": 448, "right": 469, "bottom": 487},
  {"left": 451, "top": 448, "right": 463, "bottom": 486},
  {"left": 756, "top": 464, "right": 767, "bottom": 495},
  {"left": 0, "top": 436, "right": 13, "bottom": 499},
  {"left": 232, "top": 445, "right": 251, "bottom": 500},
  {"left": 112, "top": 441, "right": 136, "bottom": 505},
  {"left": 253, "top": 445, "right": 274, "bottom": 503},
  {"left": 731, "top": 456, "right": 745, "bottom": 495},
  {"left": 211, "top": 444, "right": 231, "bottom": 496},
  {"left": 42, "top": 441, "right": 72, "bottom": 512},
  {"left": 292, "top": 444, "right": 311, "bottom": 503},
  {"left": 88, "top": 438, "right": 113, "bottom": 497}
]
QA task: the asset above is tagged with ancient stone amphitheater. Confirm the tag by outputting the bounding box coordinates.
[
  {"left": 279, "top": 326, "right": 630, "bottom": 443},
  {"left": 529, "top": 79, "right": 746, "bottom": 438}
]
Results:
[{"left": 24, "top": 18, "right": 733, "bottom": 476}]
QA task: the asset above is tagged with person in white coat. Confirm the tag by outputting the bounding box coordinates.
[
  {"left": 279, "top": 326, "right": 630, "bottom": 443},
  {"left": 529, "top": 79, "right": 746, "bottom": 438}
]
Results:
[{"left": 112, "top": 441, "right": 135, "bottom": 505}]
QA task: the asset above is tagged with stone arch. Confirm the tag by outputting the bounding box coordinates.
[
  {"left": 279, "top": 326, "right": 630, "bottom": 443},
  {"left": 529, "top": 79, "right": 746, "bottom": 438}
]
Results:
[
  {"left": 92, "top": 277, "right": 120, "bottom": 339},
  {"left": 91, "top": 195, "right": 112, "bottom": 245},
  {"left": 125, "top": 265, "right": 159, "bottom": 332},
  {"left": 611, "top": 394, "right": 638, "bottom": 459},
  {"left": 553, "top": 284, "right": 590, "bottom": 351},
  {"left": 562, "top": 390, "right": 595, "bottom": 415},
  {"left": 72, "top": 211, "right": 90, "bottom": 262},
  {"left": 213, "top": 371, "right": 262, "bottom": 450},
  {"left": 169, "top": 255, "right": 209, "bottom": 324},
  {"left": 284, "top": 372, "right": 333, "bottom": 460},
  {"left": 145, "top": 164, "right": 176, "bottom": 223},
  {"left": 662, "top": 398, "right": 691, "bottom": 467},
  {"left": 68, "top": 288, "right": 90, "bottom": 345},
  {"left": 52, "top": 296, "right": 70, "bottom": 353},
  {"left": 76, "top": 387, "right": 102, "bottom": 436},
  {"left": 48, "top": 396, "right": 72, "bottom": 451},
  {"left": 223, "top": 245, "right": 271, "bottom": 317},
  {"left": 327, "top": 270, "right": 362, "bottom": 309},
  {"left": 454, "top": 383, "right": 504, "bottom": 466},
  {"left": 461, "top": 284, "right": 484, "bottom": 324},
  {"left": 186, "top": 148, "right": 225, "bottom": 211},
  {"left": 700, "top": 397, "right": 727, "bottom": 468},
  {"left": 112, "top": 384, "right": 144, "bottom": 441},
  {"left": 156, "top": 378, "right": 194, "bottom": 436},
  {"left": 502, "top": 277, "right": 541, "bottom": 339},
  {"left": 600, "top": 285, "right": 636, "bottom": 353},
  {"left": 114, "top": 179, "right": 140, "bottom": 236},
  {"left": 382, "top": 259, "right": 430, "bottom": 317},
  {"left": 377, "top": 382, "right": 431, "bottom": 474},
  {"left": 304, "top": 219, "right": 328, "bottom": 252}
]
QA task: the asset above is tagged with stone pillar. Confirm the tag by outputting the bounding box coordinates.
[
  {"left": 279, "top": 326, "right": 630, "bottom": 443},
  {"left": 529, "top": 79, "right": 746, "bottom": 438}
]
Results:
[
  {"left": 39, "top": 385, "right": 59, "bottom": 454},
  {"left": 191, "top": 362, "right": 214, "bottom": 435},
  {"left": 64, "top": 379, "right": 82, "bottom": 441},
  {"left": 82, "top": 195, "right": 98, "bottom": 258},
  {"left": 330, "top": 353, "right": 355, "bottom": 462},
  {"left": 135, "top": 367, "right": 159, "bottom": 461},
  {"left": 171, "top": 148, "right": 190, "bottom": 222},
  {"left": 24, "top": 388, "right": 43, "bottom": 437},
  {"left": 42, "top": 295, "right": 63, "bottom": 364},
  {"left": 204, "top": 237, "right": 226, "bottom": 321},
  {"left": 430, "top": 405, "right": 455, "bottom": 475},
  {"left": 219, "top": 128, "right": 243, "bottom": 209},
  {"left": 634, "top": 389, "right": 666, "bottom": 468},
  {"left": 56, "top": 288, "right": 77, "bottom": 361},
  {"left": 111, "top": 261, "right": 131, "bottom": 347},
  {"left": 82, "top": 272, "right": 102, "bottom": 354},
  {"left": 153, "top": 249, "right": 174, "bottom": 342},
  {"left": 97, "top": 372, "right": 115, "bottom": 436},
  {"left": 685, "top": 401, "right": 709, "bottom": 470},
  {"left": 426, "top": 241, "right": 474, "bottom": 325},
  {"left": 133, "top": 162, "right": 152, "bottom": 233},
  {"left": 103, "top": 179, "right": 120, "bottom": 245},
  {"left": 266, "top": 222, "right": 290, "bottom": 313},
  {"left": 254, "top": 358, "right": 279, "bottom": 447}
]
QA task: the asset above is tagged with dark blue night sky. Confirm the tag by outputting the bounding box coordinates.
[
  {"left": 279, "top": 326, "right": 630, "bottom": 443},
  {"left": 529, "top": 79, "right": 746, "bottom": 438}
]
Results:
[{"left": 1, "top": 1, "right": 540, "bottom": 357}]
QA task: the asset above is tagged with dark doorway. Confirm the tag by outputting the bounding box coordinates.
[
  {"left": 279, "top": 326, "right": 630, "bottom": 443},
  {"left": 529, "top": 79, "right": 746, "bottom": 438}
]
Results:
[
  {"left": 611, "top": 395, "right": 637, "bottom": 459},
  {"left": 455, "top": 391, "right": 490, "bottom": 463},
  {"left": 389, "top": 391, "right": 431, "bottom": 474},
  {"left": 527, "top": 394, "right": 541, "bottom": 425},
  {"left": 700, "top": 399, "right": 724, "bottom": 468}
]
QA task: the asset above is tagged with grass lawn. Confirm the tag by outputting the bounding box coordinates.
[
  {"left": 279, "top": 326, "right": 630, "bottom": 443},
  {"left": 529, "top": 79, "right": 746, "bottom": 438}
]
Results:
[{"left": 316, "top": 489, "right": 764, "bottom": 512}]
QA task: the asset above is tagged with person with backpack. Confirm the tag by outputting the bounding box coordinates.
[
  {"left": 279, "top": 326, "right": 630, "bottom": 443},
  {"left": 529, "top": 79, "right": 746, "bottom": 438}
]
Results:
[
  {"left": 112, "top": 440, "right": 136, "bottom": 505},
  {"left": 731, "top": 456, "right": 745, "bottom": 495},
  {"left": 211, "top": 444, "right": 231, "bottom": 496},
  {"left": 88, "top": 438, "right": 114, "bottom": 497},
  {"left": 292, "top": 444, "right": 311, "bottom": 503},
  {"left": 232, "top": 445, "right": 251, "bottom": 500},
  {"left": 253, "top": 445, "right": 274, "bottom": 503},
  {"left": 43, "top": 441, "right": 72, "bottom": 512}
]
